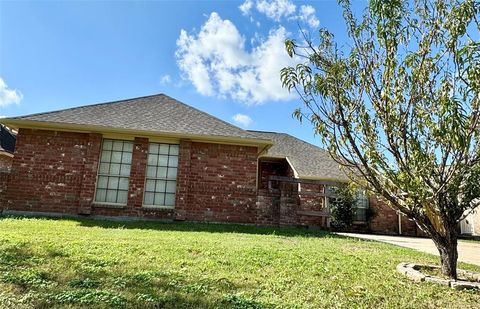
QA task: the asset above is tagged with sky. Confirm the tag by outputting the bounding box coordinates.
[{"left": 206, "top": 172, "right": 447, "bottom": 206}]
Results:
[{"left": 0, "top": 0, "right": 364, "bottom": 146}]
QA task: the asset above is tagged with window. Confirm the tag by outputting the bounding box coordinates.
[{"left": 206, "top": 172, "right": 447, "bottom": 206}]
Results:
[
  {"left": 354, "top": 190, "right": 369, "bottom": 222},
  {"left": 95, "top": 139, "right": 133, "bottom": 204},
  {"left": 143, "top": 143, "right": 179, "bottom": 207}
]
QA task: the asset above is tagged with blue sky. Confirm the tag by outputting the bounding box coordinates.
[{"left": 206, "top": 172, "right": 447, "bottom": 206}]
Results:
[{"left": 0, "top": 0, "right": 363, "bottom": 145}]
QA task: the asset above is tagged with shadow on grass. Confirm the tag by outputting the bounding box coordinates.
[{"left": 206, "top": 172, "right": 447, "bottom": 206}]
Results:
[
  {"left": 0, "top": 241, "right": 277, "bottom": 309},
  {"left": 0, "top": 214, "right": 343, "bottom": 239}
]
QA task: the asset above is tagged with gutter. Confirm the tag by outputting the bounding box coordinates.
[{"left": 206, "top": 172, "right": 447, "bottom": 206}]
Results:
[{"left": 0, "top": 119, "right": 273, "bottom": 149}]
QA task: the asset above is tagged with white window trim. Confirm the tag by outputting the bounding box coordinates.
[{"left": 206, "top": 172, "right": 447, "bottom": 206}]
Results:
[
  {"left": 142, "top": 142, "right": 179, "bottom": 208},
  {"left": 93, "top": 139, "right": 133, "bottom": 206}
]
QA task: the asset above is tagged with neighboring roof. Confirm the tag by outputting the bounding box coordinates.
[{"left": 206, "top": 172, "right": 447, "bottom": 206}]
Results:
[
  {"left": 0, "top": 125, "right": 16, "bottom": 153},
  {"left": 248, "top": 130, "right": 349, "bottom": 182},
  {"left": 0, "top": 94, "right": 271, "bottom": 147}
]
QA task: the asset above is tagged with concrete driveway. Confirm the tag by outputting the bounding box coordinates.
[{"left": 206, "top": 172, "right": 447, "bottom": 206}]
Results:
[{"left": 337, "top": 233, "right": 480, "bottom": 266}]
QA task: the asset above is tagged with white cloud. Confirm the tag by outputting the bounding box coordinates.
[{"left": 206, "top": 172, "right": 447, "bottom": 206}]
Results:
[
  {"left": 256, "top": 0, "right": 296, "bottom": 22},
  {"left": 0, "top": 78, "right": 22, "bottom": 107},
  {"left": 239, "top": 0, "right": 254, "bottom": 16},
  {"left": 160, "top": 74, "right": 171, "bottom": 85},
  {"left": 175, "top": 12, "right": 297, "bottom": 104},
  {"left": 232, "top": 113, "right": 253, "bottom": 127},
  {"left": 239, "top": 1, "right": 320, "bottom": 29},
  {"left": 298, "top": 5, "right": 320, "bottom": 28}
]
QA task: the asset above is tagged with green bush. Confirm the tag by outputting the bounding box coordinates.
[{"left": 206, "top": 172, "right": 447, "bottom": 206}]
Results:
[{"left": 329, "top": 186, "right": 355, "bottom": 228}]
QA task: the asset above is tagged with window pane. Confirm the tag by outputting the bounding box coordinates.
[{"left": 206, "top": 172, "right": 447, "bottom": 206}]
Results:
[
  {"left": 144, "top": 192, "right": 154, "bottom": 205},
  {"left": 169, "top": 145, "right": 179, "bottom": 155},
  {"left": 165, "top": 194, "right": 176, "bottom": 206},
  {"left": 106, "top": 190, "right": 117, "bottom": 203},
  {"left": 154, "top": 193, "right": 165, "bottom": 205},
  {"left": 146, "top": 166, "right": 156, "bottom": 178},
  {"left": 120, "top": 164, "right": 131, "bottom": 176},
  {"left": 96, "top": 189, "right": 106, "bottom": 202},
  {"left": 168, "top": 156, "right": 178, "bottom": 167},
  {"left": 156, "top": 167, "right": 168, "bottom": 178},
  {"left": 149, "top": 143, "right": 159, "bottom": 154},
  {"left": 112, "top": 141, "right": 124, "bottom": 151},
  {"left": 122, "top": 152, "right": 132, "bottom": 164},
  {"left": 148, "top": 154, "right": 158, "bottom": 166},
  {"left": 155, "top": 180, "right": 166, "bottom": 192},
  {"left": 145, "top": 179, "right": 155, "bottom": 192},
  {"left": 111, "top": 151, "right": 122, "bottom": 163},
  {"left": 159, "top": 144, "right": 169, "bottom": 154},
  {"left": 103, "top": 140, "right": 113, "bottom": 150},
  {"left": 158, "top": 155, "right": 169, "bottom": 166},
  {"left": 166, "top": 181, "right": 176, "bottom": 193},
  {"left": 100, "top": 151, "right": 111, "bottom": 162},
  {"left": 110, "top": 163, "right": 120, "bottom": 175},
  {"left": 97, "top": 176, "right": 108, "bottom": 189},
  {"left": 108, "top": 177, "right": 119, "bottom": 189},
  {"left": 117, "top": 191, "right": 128, "bottom": 204},
  {"left": 167, "top": 167, "right": 177, "bottom": 179},
  {"left": 123, "top": 142, "right": 133, "bottom": 153},
  {"left": 99, "top": 162, "right": 110, "bottom": 174},
  {"left": 119, "top": 177, "right": 129, "bottom": 190}
]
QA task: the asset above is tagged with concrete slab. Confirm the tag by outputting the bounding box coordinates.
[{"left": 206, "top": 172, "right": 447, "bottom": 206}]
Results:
[{"left": 337, "top": 233, "right": 480, "bottom": 266}]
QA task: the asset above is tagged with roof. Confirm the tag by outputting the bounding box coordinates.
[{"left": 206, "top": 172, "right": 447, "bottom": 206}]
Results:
[
  {"left": 0, "top": 94, "right": 271, "bottom": 147},
  {"left": 248, "top": 130, "right": 349, "bottom": 182}
]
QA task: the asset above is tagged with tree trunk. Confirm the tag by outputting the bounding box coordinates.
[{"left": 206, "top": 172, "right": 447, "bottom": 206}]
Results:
[{"left": 431, "top": 233, "right": 458, "bottom": 279}]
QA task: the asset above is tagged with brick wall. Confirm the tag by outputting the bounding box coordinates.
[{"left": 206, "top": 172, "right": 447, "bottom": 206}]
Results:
[
  {"left": 175, "top": 141, "right": 258, "bottom": 223},
  {"left": 369, "top": 196, "right": 423, "bottom": 236},
  {"left": 0, "top": 171, "right": 9, "bottom": 209},
  {"left": 5, "top": 129, "right": 102, "bottom": 214},
  {"left": 4, "top": 129, "right": 259, "bottom": 223},
  {"left": 0, "top": 154, "right": 13, "bottom": 171}
]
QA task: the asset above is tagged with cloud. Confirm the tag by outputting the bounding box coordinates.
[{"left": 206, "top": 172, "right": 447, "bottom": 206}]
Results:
[
  {"left": 298, "top": 5, "right": 320, "bottom": 28},
  {"left": 256, "top": 0, "right": 296, "bottom": 22},
  {"left": 0, "top": 78, "right": 22, "bottom": 107},
  {"left": 239, "top": 0, "right": 254, "bottom": 16},
  {"left": 160, "top": 74, "right": 171, "bottom": 85},
  {"left": 175, "top": 12, "right": 297, "bottom": 104},
  {"left": 232, "top": 113, "right": 253, "bottom": 127},
  {"left": 239, "top": 0, "right": 320, "bottom": 29}
]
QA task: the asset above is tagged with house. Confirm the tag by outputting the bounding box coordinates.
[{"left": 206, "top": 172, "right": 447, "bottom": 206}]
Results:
[{"left": 0, "top": 94, "right": 476, "bottom": 236}]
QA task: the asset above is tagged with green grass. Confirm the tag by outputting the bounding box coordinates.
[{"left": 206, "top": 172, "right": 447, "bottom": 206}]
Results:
[{"left": 0, "top": 217, "right": 478, "bottom": 309}]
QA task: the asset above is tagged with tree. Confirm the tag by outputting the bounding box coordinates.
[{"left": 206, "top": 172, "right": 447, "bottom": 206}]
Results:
[{"left": 281, "top": 0, "right": 480, "bottom": 279}]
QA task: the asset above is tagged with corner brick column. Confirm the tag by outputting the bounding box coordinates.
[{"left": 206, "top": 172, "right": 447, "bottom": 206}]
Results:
[
  {"left": 128, "top": 137, "right": 149, "bottom": 208},
  {"left": 78, "top": 133, "right": 102, "bottom": 214},
  {"left": 174, "top": 139, "right": 191, "bottom": 220}
]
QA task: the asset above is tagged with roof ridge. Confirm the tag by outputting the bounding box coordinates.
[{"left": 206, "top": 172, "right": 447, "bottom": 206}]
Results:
[
  {"left": 160, "top": 95, "right": 259, "bottom": 138},
  {"left": 12, "top": 93, "right": 167, "bottom": 120}
]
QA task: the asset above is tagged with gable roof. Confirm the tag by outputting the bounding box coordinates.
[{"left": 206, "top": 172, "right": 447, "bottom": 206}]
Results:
[
  {"left": 0, "top": 94, "right": 271, "bottom": 147},
  {"left": 248, "top": 130, "right": 349, "bottom": 182}
]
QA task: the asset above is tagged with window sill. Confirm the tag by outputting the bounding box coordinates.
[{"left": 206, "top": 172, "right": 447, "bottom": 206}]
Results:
[
  {"left": 142, "top": 205, "right": 175, "bottom": 211},
  {"left": 92, "top": 203, "right": 127, "bottom": 209}
]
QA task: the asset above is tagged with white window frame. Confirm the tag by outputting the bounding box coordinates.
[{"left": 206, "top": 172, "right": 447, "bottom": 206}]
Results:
[
  {"left": 94, "top": 139, "right": 133, "bottom": 206},
  {"left": 142, "top": 142, "right": 179, "bottom": 209}
]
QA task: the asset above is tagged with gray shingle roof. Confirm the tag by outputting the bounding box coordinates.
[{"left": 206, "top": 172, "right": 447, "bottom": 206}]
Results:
[
  {"left": 5, "top": 94, "right": 268, "bottom": 143},
  {"left": 248, "top": 130, "right": 349, "bottom": 181}
]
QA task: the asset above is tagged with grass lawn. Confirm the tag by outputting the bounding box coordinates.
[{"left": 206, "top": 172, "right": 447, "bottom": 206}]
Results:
[{"left": 0, "top": 217, "right": 478, "bottom": 309}]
